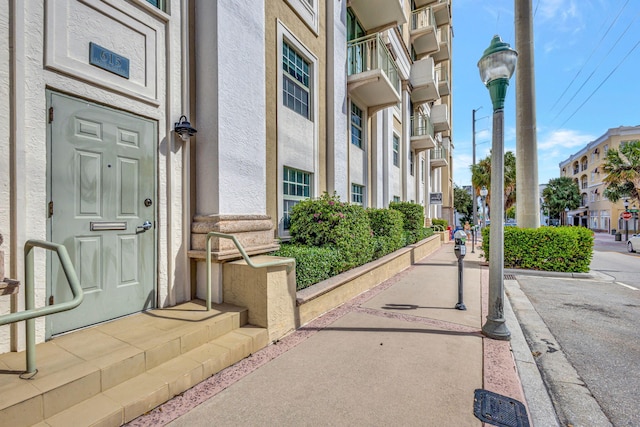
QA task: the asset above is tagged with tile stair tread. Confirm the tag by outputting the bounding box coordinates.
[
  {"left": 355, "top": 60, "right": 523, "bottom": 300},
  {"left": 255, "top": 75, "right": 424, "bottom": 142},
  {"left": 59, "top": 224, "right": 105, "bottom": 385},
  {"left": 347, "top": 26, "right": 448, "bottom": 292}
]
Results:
[{"left": 33, "top": 325, "right": 268, "bottom": 426}]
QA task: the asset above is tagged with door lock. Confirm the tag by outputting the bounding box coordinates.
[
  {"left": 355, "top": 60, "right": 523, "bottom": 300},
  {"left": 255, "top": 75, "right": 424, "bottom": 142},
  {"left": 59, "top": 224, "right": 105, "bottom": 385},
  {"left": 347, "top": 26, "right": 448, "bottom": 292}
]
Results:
[{"left": 137, "top": 220, "right": 153, "bottom": 233}]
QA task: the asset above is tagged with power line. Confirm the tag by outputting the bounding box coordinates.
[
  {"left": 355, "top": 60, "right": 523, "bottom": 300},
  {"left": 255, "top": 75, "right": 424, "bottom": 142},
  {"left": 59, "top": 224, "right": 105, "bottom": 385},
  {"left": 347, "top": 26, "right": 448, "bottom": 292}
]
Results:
[
  {"left": 560, "top": 38, "right": 640, "bottom": 127},
  {"left": 548, "top": 0, "right": 630, "bottom": 112},
  {"left": 552, "top": 9, "right": 640, "bottom": 124}
]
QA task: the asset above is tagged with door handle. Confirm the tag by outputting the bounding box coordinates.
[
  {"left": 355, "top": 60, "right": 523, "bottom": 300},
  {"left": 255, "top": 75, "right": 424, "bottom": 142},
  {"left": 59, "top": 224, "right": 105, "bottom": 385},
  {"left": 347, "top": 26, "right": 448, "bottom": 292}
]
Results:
[{"left": 136, "top": 221, "right": 153, "bottom": 233}]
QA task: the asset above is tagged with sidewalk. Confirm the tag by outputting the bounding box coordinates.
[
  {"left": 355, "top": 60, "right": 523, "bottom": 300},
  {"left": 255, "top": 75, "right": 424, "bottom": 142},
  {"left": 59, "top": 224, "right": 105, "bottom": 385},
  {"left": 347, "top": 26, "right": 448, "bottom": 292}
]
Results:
[{"left": 129, "top": 243, "right": 531, "bottom": 426}]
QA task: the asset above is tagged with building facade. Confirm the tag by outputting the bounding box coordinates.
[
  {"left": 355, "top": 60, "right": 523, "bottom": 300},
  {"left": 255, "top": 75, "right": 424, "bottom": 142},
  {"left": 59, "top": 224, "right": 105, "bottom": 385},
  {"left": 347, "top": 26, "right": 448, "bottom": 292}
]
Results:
[
  {"left": 559, "top": 126, "right": 640, "bottom": 233},
  {"left": 0, "top": 0, "right": 453, "bottom": 353}
]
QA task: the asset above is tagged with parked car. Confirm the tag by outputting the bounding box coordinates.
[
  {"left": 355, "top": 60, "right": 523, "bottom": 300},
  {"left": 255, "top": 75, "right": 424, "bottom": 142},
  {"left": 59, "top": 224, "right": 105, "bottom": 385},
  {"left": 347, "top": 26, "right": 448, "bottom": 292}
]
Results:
[{"left": 628, "top": 234, "right": 640, "bottom": 253}]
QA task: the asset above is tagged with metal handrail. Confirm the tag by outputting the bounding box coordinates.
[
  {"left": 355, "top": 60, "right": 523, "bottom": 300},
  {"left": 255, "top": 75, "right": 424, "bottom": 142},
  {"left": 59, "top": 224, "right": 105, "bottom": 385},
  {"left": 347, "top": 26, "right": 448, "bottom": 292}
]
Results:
[
  {"left": 432, "top": 224, "right": 445, "bottom": 232},
  {"left": 0, "top": 240, "right": 83, "bottom": 377},
  {"left": 205, "top": 232, "right": 295, "bottom": 311}
]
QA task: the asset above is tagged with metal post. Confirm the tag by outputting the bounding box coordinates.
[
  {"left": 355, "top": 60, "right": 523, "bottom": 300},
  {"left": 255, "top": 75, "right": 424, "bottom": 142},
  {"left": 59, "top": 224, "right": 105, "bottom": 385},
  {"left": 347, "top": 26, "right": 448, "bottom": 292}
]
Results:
[
  {"left": 625, "top": 218, "right": 629, "bottom": 241},
  {"left": 471, "top": 228, "right": 476, "bottom": 253},
  {"left": 482, "top": 107, "right": 510, "bottom": 340},
  {"left": 456, "top": 256, "right": 466, "bottom": 310},
  {"left": 25, "top": 245, "right": 35, "bottom": 374},
  {"left": 472, "top": 108, "right": 478, "bottom": 229}
]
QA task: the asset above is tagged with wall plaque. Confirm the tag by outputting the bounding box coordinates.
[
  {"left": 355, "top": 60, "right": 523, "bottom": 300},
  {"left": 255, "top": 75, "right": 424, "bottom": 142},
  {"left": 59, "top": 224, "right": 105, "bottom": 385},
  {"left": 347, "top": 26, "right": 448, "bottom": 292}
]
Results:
[
  {"left": 430, "top": 192, "right": 443, "bottom": 205},
  {"left": 89, "top": 42, "right": 130, "bottom": 79}
]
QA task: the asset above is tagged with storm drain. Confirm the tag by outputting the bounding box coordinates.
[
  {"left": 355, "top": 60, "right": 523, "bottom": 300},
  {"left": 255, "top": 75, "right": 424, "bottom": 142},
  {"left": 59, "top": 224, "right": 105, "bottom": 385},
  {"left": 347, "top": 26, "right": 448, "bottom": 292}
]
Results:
[
  {"left": 473, "top": 389, "right": 530, "bottom": 427},
  {"left": 504, "top": 274, "right": 517, "bottom": 280}
]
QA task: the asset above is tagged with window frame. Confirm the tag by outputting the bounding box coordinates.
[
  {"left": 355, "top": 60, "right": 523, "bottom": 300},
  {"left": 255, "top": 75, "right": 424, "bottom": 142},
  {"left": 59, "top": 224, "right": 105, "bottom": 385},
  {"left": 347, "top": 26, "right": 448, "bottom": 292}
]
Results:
[
  {"left": 350, "top": 102, "right": 364, "bottom": 149},
  {"left": 393, "top": 134, "right": 400, "bottom": 167},
  {"left": 282, "top": 42, "right": 311, "bottom": 119},
  {"left": 351, "top": 183, "right": 365, "bottom": 205},
  {"left": 283, "top": 166, "right": 312, "bottom": 230}
]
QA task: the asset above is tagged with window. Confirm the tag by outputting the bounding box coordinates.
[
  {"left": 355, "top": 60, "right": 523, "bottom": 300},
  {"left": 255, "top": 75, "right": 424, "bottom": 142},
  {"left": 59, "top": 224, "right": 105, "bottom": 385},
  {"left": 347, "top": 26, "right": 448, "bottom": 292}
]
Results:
[
  {"left": 351, "top": 103, "right": 363, "bottom": 148},
  {"left": 351, "top": 184, "right": 364, "bottom": 205},
  {"left": 393, "top": 134, "right": 400, "bottom": 167},
  {"left": 283, "top": 167, "right": 311, "bottom": 229},
  {"left": 347, "top": 8, "right": 365, "bottom": 41},
  {"left": 409, "top": 150, "right": 415, "bottom": 176},
  {"left": 145, "top": 0, "right": 165, "bottom": 10},
  {"left": 285, "top": 0, "right": 319, "bottom": 33},
  {"left": 393, "top": 196, "right": 401, "bottom": 203},
  {"left": 283, "top": 42, "right": 310, "bottom": 119}
]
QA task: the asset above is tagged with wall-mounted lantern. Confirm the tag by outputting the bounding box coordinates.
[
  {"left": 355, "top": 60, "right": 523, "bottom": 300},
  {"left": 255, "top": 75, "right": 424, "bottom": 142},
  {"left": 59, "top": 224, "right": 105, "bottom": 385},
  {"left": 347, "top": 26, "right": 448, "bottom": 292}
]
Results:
[{"left": 174, "top": 115, "right": 197, "bottom": 141}]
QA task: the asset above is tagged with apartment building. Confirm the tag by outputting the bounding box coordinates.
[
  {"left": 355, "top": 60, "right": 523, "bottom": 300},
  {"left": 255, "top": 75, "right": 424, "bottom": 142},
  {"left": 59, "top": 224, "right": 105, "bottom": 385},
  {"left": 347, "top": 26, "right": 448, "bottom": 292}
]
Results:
[
  {"left": 0, "top": 0, "right": 453, "bottom": 353},
  {"left": 559, "top": 126, "right": 640, "bottom": 232}
]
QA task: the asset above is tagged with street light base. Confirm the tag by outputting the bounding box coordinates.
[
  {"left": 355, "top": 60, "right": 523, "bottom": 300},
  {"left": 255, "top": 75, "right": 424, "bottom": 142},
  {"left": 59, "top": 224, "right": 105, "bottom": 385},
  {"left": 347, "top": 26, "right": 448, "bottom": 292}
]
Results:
[
  {"left": 482, "top": 317, "right": 511, "bottom": 340},
  {"left": 455, "top": 302, "right": 467, "bottom": 311}
]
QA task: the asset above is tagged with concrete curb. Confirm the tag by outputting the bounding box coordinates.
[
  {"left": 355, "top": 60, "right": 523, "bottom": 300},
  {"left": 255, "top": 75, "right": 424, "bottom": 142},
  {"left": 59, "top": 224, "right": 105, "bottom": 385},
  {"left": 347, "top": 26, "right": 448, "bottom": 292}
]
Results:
[
  {"left": 504, "top": 268, "right": 594, "bottom": 279},
  {"left": 505, "top": 279, "right": 613, "bottom": 427},
  {"left": 504, "top": 280, "right": 560, "bottom": 427}
]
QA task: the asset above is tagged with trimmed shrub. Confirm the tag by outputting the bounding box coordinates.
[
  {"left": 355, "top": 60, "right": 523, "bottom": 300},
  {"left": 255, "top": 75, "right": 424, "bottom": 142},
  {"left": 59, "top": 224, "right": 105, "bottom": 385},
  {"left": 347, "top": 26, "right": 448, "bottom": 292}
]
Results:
[
  {"left": 289, "top": 192, "right": 374, "bottom": 272},
  {"left": 481, "top": 226, "right": 593, "bottom": 273},
  {"left": 389, "top": 201, "right": 431, "bottom": 244},
  {"left": 432, "top": 218, "right": 448, "bottom": 230},
  {"left": 271, "top": 244, "right": 342, "bottom": 290},
  {"left": 367, "top": 208, "right": 405, "bottom": 259}
]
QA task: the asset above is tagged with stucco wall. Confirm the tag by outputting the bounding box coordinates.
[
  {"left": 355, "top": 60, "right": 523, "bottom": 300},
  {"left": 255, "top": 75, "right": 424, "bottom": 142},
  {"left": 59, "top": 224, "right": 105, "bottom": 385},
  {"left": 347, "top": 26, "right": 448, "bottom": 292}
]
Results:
[{"left": 0, "top": 0, "right": 187, "bottom": 353}]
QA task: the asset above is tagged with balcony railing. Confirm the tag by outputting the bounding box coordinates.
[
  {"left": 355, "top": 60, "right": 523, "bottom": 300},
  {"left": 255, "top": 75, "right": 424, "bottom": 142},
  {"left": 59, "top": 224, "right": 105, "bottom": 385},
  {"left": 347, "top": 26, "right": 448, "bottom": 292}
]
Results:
[
  {"left": 411, "top": 113, "right": 435, "bottom": 138},
  {"left": 346, "top": 32, "right": 401, "bottom": 112},
  {"left": 431, "top": 145, "right": 448, "bottom": 168},
  {"left": 432, "top": 26, "right": 451, "bottom": 63},
  {"left": 411, "top": 6, "right": 436, "bottom": 35},
  {"left": 435, "top": 64, "right": 449, "bottom": 96}
]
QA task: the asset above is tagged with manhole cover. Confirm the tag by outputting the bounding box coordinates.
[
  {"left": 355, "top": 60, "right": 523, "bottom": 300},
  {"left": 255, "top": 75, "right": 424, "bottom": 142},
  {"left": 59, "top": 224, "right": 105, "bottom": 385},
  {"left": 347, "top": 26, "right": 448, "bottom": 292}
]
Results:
[{"left": 473, "top": 389, "right": 529, "bottom": 427}]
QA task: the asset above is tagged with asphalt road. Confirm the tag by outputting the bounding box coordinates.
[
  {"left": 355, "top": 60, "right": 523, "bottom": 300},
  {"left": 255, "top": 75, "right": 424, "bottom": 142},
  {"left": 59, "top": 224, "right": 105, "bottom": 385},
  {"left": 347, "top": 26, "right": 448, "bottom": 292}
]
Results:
[{"left": 515, "top": 233, "right": 640, "bottom": 427}]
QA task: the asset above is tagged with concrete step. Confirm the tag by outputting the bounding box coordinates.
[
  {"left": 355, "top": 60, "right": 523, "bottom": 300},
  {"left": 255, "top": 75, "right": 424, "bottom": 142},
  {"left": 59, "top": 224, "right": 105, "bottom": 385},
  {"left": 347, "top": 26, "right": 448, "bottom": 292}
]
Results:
[{"left": 0, "top": 301, "right": 269, "bottom": 426}]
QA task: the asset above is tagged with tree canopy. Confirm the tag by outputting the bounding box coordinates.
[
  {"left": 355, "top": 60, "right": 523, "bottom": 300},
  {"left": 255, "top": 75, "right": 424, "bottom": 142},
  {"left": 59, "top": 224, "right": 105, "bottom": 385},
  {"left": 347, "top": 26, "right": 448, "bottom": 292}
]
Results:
[
  {"left": 602, "top": 140, "right": 640, "bottom": 204},
  {"left": 453, "top": 186, "right": 473, "bottom": 225},
  {"left": 470, "top": 151, "right": 517, "bottom": 214},
  {"left": 542, "top": 177, "right": 581, "bottom": 221}
]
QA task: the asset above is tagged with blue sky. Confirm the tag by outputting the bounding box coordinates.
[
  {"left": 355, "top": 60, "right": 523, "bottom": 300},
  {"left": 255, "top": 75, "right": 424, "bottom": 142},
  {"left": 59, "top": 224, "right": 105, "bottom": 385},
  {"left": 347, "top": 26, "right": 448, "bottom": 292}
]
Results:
[{"left": 452, "top": 0, "right": 640, "bottom": 187}]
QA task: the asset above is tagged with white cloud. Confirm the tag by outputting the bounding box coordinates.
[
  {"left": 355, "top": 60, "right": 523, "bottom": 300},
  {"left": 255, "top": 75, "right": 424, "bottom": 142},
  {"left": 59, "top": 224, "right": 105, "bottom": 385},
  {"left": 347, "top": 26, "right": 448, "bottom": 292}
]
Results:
[{"left": 537, "top": 128, "right": 596, "bottom": 151}]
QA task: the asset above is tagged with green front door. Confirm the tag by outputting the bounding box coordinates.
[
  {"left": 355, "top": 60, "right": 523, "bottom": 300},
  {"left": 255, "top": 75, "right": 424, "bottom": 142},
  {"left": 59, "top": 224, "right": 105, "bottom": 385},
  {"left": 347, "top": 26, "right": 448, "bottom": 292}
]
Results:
[{"left": 47, "top": 92, "right": 156, "bottom": 336}]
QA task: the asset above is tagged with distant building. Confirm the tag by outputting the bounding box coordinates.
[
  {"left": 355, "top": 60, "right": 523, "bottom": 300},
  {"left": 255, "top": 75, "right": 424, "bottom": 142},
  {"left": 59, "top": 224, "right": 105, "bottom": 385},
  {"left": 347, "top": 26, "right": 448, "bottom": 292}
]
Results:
[{"left": 559, "top": 126, "right": 640, "bottom": 232}]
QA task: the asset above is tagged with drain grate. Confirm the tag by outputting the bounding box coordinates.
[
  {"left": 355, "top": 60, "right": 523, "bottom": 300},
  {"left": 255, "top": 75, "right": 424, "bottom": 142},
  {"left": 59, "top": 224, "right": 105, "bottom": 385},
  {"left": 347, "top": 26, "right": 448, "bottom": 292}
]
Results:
[
  {"left": 473, "top": 389, "right": 529, "bottom": 427},
  {"left": 504, "top": 274, "right": 517, "bottom": 280}
]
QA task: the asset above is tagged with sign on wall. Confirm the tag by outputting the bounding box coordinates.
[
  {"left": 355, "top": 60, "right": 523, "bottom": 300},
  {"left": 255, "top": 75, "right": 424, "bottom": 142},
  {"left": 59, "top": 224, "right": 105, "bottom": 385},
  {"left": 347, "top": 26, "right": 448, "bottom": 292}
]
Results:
[{"left": 430, "top": 192, "right": 443, "bottom": 205}]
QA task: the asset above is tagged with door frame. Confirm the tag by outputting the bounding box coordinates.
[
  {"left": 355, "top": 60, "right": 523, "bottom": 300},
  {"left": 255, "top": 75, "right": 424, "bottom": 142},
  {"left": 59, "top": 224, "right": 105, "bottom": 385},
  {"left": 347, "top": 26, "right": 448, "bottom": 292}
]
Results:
[{"left": 45, "top": 90, "right": 158, "bottom": 338}]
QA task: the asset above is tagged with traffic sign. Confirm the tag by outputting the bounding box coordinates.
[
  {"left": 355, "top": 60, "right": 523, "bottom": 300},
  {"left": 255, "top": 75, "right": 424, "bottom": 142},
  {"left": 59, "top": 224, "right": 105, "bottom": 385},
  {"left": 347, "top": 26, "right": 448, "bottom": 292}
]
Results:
[{"left": 622, "top": 211, "right": 632, "bottom": 220}]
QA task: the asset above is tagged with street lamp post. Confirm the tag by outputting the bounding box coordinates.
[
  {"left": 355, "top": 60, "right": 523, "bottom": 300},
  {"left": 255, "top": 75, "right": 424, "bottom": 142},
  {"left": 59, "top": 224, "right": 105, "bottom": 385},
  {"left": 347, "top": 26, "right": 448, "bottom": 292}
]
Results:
[
  {"left": 480, "top": 186, "right": 488, "bottom": 229},
  {"left": 624, "top": 198, "right": 630, "bottom": 241},
  {"left": 478, "top": 35, "right": 517, "bottom": 341}
]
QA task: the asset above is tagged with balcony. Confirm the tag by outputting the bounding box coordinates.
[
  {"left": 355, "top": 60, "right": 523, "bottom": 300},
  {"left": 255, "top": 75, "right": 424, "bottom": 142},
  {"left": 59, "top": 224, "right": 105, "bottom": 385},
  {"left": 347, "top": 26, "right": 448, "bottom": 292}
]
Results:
[
  {"left": 431, "top": 26, "right": 451, "bottom": 63},
  {"left": 348, "top": 34, "right": 401, "bottom": 112},
  {"left": 348, "top": 0, "right": 406, "bottom": 31},
  {"left": 414, "top": 0, "right": 439, "bottom": 7},
  {"left": 410, "top": 113, "right": 436, "bottom": 152},
  {"left": 430, "top": 144, "right": 448, "bottom": 168},
  {"left": 431, "top": 103, "right": 450, "bottom": 132},
  {"left": 435, "top": 64, "right": 450, "bottom": 96},
  {"left": 410, "top": 57, "right": 439, "bottom": 104},
  {"left": 410, "top": 6, "right": 438, "bottom": 58},
  {"left": 433, "top": 0, "right": 451, "bottom": 26}
]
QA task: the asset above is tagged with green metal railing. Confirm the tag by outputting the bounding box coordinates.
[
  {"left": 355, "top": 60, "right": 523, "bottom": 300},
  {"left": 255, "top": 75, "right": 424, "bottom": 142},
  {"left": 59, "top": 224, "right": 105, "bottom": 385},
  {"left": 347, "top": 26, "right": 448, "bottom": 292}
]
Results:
[
  {"left": 0, "top": 240, "right": 83, "bottom": 377},
  {"left": 411, "top": 113, "right": 435, "bottom": 138},
  {"left": 205, "top": 232, "right": 295, "bottom": 311},
  {"left": 347, "top": 33, "right": 400, "bottom": 95}
]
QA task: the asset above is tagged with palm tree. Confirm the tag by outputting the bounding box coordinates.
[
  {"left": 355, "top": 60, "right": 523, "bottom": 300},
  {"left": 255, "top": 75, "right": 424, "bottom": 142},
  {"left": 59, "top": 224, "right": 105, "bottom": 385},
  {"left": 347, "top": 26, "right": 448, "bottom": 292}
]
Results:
[
  {"left": 470, "top": 151, "right": 517, "bottom": 217},
  {"left": 542, "top": 177, "right": 581, "bottom": 223},
  {"left": 602, "top": 140, "right": 640, "bottom": 204}
]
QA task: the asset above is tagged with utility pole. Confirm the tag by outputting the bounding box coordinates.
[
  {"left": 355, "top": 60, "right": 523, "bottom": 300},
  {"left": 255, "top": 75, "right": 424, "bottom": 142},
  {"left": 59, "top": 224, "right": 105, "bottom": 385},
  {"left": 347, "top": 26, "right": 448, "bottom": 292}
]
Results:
[
  {"left": 472, "top": 108, "right": 478, "bottom": 229},
  {"left": 515, "top": 0, "right": 540, "bottom": 228}
]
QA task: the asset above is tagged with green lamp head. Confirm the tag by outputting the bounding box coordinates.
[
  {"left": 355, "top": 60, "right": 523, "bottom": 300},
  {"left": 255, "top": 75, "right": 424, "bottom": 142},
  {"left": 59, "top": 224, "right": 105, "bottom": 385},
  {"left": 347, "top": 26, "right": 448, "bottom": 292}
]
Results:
[{"left": 477, "top": 35, "right": 518, "bottom": 110}]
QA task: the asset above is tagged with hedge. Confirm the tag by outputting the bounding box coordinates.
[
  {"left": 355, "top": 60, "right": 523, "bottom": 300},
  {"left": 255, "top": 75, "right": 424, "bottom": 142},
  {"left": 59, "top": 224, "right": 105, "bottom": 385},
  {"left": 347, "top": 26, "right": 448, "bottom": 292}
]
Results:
[
  {"left": 367, "top": 208, "right": 405, "bottom": 259},
  {"left": 481, "top": 226, "right": 593, "bottom": 272},
  {"left": 270, "top": 244, "right": 342, "bottom": 290},
  {"left": 289, "top": 192, "right": 374, "bottom": 271}
]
